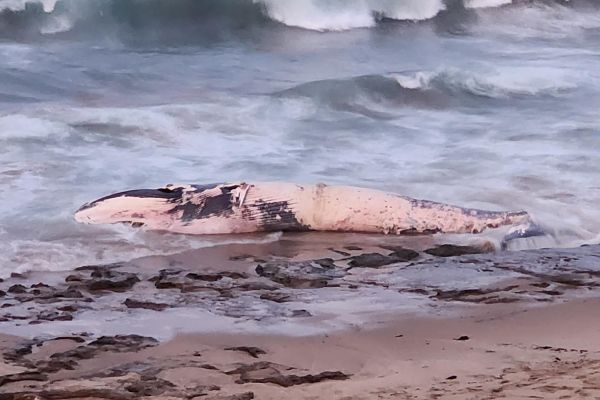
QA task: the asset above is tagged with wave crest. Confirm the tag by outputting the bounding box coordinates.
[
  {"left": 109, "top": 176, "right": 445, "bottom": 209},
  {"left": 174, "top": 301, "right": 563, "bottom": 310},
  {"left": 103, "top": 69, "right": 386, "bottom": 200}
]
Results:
[
  {"left": 258, "top": 0, "right": 446, "bottom": 31},
  {"left": 277, "top": 68, "right": 576, "bottom": 116},
  {"left": 0, "top": 0, "right": 586, "bottom": 37}
]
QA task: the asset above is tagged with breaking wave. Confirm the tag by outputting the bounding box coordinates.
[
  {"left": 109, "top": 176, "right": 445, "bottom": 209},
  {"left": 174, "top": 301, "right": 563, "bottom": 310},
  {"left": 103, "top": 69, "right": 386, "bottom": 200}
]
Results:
[
  {"left": 0, "top": 0, "right": 593, "bottom": 38},
  {"left": 276, "top": 68, "right": 577, "bottom": 116}
]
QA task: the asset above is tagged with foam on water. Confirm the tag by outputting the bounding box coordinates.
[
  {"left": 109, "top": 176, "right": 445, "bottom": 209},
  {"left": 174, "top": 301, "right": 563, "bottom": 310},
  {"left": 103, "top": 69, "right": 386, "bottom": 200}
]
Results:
[
  {"left": 257, "top": 0, "right": 446, "bottom": 31},
  {"left": 0, "top": 0, "right": 58, "bottom": 12},
  {"left": 1, "top": 0, "right": 594, "bottom": 37}
]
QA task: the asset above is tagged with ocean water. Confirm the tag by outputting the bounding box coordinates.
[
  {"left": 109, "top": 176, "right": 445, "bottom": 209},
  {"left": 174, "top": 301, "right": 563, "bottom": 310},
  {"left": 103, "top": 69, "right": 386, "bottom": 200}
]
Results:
[{"left": 1, "top": 0, "right": 600, "bottom": 277}]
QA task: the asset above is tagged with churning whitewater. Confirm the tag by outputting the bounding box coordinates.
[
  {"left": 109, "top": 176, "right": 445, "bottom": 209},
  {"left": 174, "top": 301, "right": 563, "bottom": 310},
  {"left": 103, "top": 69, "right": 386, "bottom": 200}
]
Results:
[{"left": 1, "top": 0, "right": 600, "bottom": 277}]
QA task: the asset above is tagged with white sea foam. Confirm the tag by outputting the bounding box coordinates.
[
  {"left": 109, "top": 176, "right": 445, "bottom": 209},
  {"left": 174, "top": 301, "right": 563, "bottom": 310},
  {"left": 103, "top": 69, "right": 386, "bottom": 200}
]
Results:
[
  {"left": 465, "top": 0, "right": 512, "bottom": 9},
  {"left": 392, "top": 67, "right": 580, "bottom": 98},
  {"left": 0, "top": 114, "right": 69, "bottom": 139},
  {"left": 257, "top": 0, "right": 445, "bottom": 31},
  {"left": 472, "top": 2, "right": 600, "bottom": 39},
  {"left": 0, "top": 0, "right": 58, "bottom": 12},
  {"left": 0, "top": 1, "right": 599, "bottom": 279}
]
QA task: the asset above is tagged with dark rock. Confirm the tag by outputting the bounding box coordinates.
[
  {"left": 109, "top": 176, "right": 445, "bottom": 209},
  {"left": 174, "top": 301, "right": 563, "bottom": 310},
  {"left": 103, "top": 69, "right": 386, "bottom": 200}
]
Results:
[
  {"left": 229, "top": 362, "right": 350, "bottom": 387},
  {"left": 186, "top": 271, "right": 248, "bottom": 281},
  {"left": 3, "top": 314, "right": 28, "bottom": 321},
  {"left": 84, "top": 270, "right": 140, "bottom": 292},
  {"left": 539, "top": 290, "right": 563, "bottom": 296},
  {"left": 51, "top": 346, "right": 96, "bottom": 360},
  {"left": 186, "top": 273, "right": 223, "bottom": 282},
  {"left": 349, "top": 249, "right": 418, "bottom": 268},
  {"left": 424, "top": 244, "right": 487, "bottom": 257},
  {"left": 0, "top": 372, "right": 48, "bottom": 387},
  {"left": 256, "top": 261, "right": 345, "bottom": 289},
  {"left": 57, "top": 305, "right": 78, "bottom": 312},
  {"left": 36, "top": 311, "right": 73, "bottom": 321},
  {"left": 206, "top": 393, "right": 255, "bottom": 400},
  {"left": 148, "top": 268, "right": 183, "bottom": 282},
  {"left": 2, "top": 340, "right": 37, "bottom": 362},
  {"left": 98, "top": 362, "right": 162, "bottom": 379},
  {"left": 154, "top": 279, "right": 183, "bottom": 290},
  {"left": 7, "top": 284, "right": 27, "bottom": 294},
  {"left": 0, "top": 290, "right": 5, "bottom": 297},
  {"left": 344, "top": 246, "right": 362, "bottom": 251},
  {"left": 75, "top": 263, "right": 123, "bottom": 272},
  {"left": 48, "top": 336, "right": 86, "bottom": 343},
  {"left": 348, "top": 253, "right": 398, "bottom": 269},
  {"left": 50, "top": 335, "right": 158, "bottom": 361},
  {"left": 25, "top": 285, "right": 86, "bottom": 303},
  {"left": 434, "top": 288, "right": 488, "bottom": 301},
  {"left": 313, "top": 258, "right": 336, "bottom": 268},
  {"left": 30, "top": 283, "right": 50, "bottom": 289},
  {"left": 89, "top": 335, "right": 158, "bottom": 349},
  {"left": 65, "top": 274, "right": 83, "bottom": 282},
  {"left": 388, "top": 248, "right": 420, "bottom": 261},
  {"left": 37, "top": 358, "right": 78, "bottom": 373},
  {"left": 229, "top": 254, "right": 254, "bottom": 261},
  {"left": 184, "top": 384, "right": 220, "bottom": 397},
  {"left": 225, "top": 346, "right": 267, "bottom": 358},
  {"left": 52, "top": 288, "right": 85, "bottom": 299},
  {"left": 291, "top": 309, "right": 312, "bottom": 317},
  {"left": 124, "top": 377, "right": 176, "bottom": 397},
  {"left": 239, "top": 281, "right": 280, "bottom": 291},
  {"left": 433, "top": 285, "right": 520, "bottom": 303},
  {"left": 124, "top": 298, "right": 168, "bottom": 311},
  {"left": 454, "top": 336, "right": 470, "bottom": 341},
  {"left": 447, "top": 375, "right": 458, "bottom": 380},
  {"left": 38, "top": 388, "right": 134, "bottom": 400},
  {"left": 259, "top": 292, "right": 291, "bottom": 303},
  {"left": 328, "top": 248, "right": 351, "bottom": 256}
]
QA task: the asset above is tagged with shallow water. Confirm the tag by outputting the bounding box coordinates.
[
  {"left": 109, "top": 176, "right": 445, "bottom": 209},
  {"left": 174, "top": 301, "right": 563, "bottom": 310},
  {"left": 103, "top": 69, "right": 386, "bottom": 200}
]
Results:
[{"left": 1, "top": 0, "right": 600, "bottom": 277}]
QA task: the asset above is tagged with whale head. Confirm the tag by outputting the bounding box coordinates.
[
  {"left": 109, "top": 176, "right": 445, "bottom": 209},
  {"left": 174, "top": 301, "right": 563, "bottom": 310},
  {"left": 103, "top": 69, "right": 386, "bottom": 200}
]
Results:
[
  {"left": 74, "top": 186, "right": 187, "bottom": 229},
  {"left": 74, "top": 183, "right": 258, "bottom": 234}
]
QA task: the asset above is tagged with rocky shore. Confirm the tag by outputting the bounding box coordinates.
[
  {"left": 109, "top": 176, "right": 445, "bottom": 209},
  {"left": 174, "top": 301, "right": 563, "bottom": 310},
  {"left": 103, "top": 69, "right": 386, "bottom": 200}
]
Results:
[{"left": 1, "top": 234, "right": 600, "bottom": 399}]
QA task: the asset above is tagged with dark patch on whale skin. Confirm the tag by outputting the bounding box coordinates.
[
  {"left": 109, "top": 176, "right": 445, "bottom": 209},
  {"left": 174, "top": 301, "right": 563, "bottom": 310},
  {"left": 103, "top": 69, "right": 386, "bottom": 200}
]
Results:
[
  {"left": 253, "top": 200, "right": 310, "bottom": 232},
  {"left": 79, "top": 183, "right": 225, "bottom": 213},
  {"left": 168, "top": 183, "right": 236, "bottom": 222},
  {"left": 77, "top": 188, "right": 185, "bottom": 212}
]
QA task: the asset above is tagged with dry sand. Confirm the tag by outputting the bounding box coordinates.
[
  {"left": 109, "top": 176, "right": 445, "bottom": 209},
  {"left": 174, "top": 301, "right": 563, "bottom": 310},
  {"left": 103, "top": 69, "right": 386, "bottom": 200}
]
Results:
[{"left": 2, "top": 298, "right": 600, "bottom": 399}]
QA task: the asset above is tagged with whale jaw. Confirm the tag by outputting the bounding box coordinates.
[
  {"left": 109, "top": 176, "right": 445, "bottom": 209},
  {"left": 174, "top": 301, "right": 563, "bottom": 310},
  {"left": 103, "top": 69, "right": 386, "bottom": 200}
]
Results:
[{"left": 74, "top": 188, "right": 184, "bottom": 229}]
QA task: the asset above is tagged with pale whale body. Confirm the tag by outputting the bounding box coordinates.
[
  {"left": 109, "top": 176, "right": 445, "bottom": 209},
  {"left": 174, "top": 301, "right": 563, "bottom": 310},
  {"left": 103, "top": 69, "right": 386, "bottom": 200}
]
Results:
[{"left": 75, "top": 182, "right": 534, "bottom": 237}]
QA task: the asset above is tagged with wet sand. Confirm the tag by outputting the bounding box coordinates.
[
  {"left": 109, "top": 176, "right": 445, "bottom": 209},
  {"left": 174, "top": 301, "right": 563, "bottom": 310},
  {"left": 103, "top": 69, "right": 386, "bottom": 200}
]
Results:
[{"left": 1, "top": 235, "right": 599, "bottom": 399}]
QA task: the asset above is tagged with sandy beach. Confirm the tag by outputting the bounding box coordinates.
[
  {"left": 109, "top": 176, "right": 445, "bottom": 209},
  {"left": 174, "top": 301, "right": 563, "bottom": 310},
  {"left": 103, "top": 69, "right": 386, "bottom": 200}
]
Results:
[{"left": 1, "top": 236, "right": 600, "bottom": 399}]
